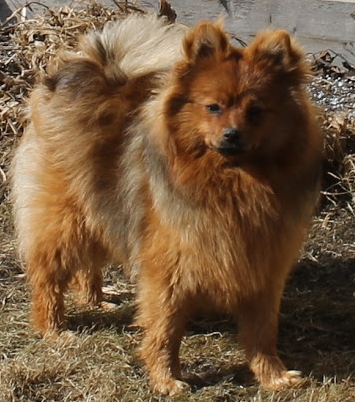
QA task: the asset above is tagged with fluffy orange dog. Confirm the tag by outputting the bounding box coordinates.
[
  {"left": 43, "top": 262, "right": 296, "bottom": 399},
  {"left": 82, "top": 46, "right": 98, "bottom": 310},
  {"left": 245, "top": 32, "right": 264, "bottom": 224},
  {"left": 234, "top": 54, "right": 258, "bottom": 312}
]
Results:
[{"left": 12, "top": 14, "right": 321, "bottom": 395}]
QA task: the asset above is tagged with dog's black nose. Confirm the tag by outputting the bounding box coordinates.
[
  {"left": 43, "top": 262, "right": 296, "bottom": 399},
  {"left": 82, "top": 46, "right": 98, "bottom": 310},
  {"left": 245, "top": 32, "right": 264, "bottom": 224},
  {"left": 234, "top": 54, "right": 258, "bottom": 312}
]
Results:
[
  {"left": 217, "top": 127, "right": 246, "bottom": 156},
  {"left": 223, "top": 128, "right": 242, "bottom": 144}
]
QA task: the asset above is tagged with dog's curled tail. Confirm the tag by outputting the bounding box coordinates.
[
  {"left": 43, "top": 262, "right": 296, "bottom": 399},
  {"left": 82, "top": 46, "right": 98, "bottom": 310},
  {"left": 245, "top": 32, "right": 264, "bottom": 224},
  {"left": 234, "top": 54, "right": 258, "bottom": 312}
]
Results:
[
  {"left": 44, "top": 13, "right": 186, "bottom": 92},
  {"left": 80, "top": 13, "right": 187, "bottom": 81}
]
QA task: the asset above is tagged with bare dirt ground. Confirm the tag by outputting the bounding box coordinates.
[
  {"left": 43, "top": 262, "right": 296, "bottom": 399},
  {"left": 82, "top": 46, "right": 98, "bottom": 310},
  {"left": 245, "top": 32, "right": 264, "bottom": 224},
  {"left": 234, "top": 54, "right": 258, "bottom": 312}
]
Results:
[{"left": 1, "top": 2, "right": 355, "bottom": 401}]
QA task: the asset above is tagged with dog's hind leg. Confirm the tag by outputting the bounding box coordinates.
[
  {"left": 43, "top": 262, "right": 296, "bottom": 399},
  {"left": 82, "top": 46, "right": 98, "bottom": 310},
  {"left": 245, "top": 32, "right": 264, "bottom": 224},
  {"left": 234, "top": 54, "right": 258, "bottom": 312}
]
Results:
[
  {"left": 73, "top": 268, "right": 103, "bottom": 307},
  {"left": 28, "top": 251, "right": 70, "bottom": 334},
  {"left": 71, "top": 243, "right": 109, "bottom": 307},
  {"left": 20, "top": 198, "right": 95, "bottom": 335},
  {"left": 28, "top": 222, "right": 109, "bottom": 335}
]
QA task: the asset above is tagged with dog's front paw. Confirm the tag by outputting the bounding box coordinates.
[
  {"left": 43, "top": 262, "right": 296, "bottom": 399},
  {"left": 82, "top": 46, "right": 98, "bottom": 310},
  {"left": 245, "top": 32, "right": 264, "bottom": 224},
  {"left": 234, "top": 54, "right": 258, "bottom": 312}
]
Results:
[
  {"left": 251, "top": 354, "right": 305, "bottom": 391},
  {"left": 153, "top": 379, "right": 190, "bottom": 396},
  {"left": 261, "top": 369, "right": 305, "bottom": 391}
]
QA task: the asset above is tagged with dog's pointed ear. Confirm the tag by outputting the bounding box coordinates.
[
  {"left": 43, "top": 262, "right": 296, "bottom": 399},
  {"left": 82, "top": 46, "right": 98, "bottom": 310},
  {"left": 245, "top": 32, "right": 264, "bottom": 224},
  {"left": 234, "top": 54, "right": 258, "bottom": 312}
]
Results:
[
  {"left": 183, "top": 20, "right": 230, "bottom": 63},
  {"left": 245, "top": 30, "right": 310, "bottom": 82}
]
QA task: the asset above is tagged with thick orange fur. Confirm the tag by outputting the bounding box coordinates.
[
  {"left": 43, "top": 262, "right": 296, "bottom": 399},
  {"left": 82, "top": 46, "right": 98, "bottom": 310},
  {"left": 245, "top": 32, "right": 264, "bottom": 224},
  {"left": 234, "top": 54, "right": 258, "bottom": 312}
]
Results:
[{"left": 12, "top": 15, "right": 321, "bottom": 396}]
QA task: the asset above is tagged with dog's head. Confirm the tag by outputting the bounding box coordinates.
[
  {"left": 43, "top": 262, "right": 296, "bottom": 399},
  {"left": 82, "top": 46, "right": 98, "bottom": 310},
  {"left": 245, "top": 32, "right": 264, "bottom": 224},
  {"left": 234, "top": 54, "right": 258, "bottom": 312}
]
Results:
[{"left": 164, "top": 21, "right": 311, "bottom": 161}]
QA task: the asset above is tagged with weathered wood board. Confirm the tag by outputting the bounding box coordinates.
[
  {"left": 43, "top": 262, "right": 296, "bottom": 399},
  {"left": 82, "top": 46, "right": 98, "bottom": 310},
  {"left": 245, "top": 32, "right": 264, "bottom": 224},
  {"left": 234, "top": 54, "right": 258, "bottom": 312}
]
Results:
[
  {"left": 169, "top": 0, "right": 355, "bottom": 65},
  {"left": 1, "top": 0, "right": 355, "bottom": 64}
]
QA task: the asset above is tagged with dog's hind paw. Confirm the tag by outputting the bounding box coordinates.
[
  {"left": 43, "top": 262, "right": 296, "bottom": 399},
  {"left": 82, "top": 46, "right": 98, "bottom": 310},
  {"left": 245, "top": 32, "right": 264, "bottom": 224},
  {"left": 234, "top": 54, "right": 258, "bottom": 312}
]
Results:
[{"left": 153, "top": 379, "right": 190, "bottom": 396}]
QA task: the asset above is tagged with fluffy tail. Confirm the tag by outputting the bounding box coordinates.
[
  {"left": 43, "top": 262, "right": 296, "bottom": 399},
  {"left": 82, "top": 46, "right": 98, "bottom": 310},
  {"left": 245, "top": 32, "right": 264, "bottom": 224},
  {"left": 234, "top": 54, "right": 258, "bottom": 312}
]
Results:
[
  {"left": 44, "top": 13, "right": 186, "bottom": 90},
  {"left": 80, "top": 14, "right": 187, "bottom": 81}
]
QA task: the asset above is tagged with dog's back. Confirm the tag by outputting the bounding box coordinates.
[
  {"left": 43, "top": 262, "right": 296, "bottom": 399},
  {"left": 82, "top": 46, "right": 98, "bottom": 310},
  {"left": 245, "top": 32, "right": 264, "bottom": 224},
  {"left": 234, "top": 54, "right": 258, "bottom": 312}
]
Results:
[
  {"left": 11, "top": 14, "right": 185, "bottom": 333},
  {"left": 12, "top": 14, "right": 185, "bottom": 255}
]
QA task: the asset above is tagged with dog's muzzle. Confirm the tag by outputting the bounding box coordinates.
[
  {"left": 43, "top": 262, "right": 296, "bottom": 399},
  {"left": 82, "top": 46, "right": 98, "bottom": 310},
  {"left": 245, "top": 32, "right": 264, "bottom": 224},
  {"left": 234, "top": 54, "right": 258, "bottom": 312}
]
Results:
[{"left": 216, "top": 128, "right": 247, "bottom": 156}]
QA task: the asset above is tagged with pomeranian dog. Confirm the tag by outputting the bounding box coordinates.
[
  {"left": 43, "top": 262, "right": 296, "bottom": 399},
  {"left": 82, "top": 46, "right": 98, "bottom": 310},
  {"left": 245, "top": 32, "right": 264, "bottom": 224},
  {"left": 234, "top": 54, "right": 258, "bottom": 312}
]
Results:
[{"left": 12, "top": 13, "right": 321, "bottom": 396}]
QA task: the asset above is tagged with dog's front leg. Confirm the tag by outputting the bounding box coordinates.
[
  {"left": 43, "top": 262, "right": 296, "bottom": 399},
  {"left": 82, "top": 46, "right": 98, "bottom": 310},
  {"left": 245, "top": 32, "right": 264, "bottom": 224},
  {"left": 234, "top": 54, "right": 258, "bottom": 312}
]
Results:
[
  {"left": 237, "top": 286, "right": 303, "bottom": 390},
  {"left": 137, "top": 274, "right": 190, "bottom": 396}
]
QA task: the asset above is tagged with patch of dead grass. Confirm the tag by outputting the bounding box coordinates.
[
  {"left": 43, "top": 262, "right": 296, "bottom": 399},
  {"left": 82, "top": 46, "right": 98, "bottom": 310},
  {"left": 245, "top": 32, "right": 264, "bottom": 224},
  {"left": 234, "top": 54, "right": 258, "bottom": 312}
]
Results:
[{"left": 1, "top": 1, "right": 355, "bottom": 401}]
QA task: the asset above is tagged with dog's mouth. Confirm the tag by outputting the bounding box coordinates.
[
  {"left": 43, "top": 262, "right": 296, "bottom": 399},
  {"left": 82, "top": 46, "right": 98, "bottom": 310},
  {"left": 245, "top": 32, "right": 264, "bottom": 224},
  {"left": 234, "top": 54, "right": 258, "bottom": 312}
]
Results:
[
  {"left": 214, "top": 138, "right": 250, "bottom": 157},
  {"left": 215, "top": 144, "right": 248, "bottom": 156}
]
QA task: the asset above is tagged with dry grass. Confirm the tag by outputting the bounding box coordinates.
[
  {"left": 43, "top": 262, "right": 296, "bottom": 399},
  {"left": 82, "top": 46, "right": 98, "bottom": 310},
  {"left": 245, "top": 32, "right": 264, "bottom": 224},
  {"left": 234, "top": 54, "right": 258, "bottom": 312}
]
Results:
[{"left": 1, "top": 1, "right": 355, "bottom": 401}]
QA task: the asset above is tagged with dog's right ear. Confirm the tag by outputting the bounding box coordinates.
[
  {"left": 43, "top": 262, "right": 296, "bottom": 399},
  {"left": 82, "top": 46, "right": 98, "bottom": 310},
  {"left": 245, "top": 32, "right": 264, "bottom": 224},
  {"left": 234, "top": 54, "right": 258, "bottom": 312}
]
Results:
[{"left": 183, "top": 20, "right": 230, "bottom": 63}]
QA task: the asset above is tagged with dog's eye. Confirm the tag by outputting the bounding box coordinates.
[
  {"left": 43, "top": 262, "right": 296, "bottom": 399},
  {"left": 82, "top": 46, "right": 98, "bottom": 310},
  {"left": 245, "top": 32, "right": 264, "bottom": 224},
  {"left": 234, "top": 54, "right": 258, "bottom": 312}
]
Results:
[
  {"left": 247, "top": 105, "right": 263, "bottom": 123},
  {"left": 206, "top": 104, "right": 222, "bottom": 114}
]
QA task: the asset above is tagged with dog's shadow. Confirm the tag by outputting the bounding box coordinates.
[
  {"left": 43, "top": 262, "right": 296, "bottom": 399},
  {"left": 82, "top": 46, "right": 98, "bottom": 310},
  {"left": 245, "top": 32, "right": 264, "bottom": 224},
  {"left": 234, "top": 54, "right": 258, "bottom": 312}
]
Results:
[
  {"left": 279, "top": 256, "right": 355, "bottom": 379},
  {"left": 66, "top": 288, "right": 136, "bottom": 334},
  {"left": 183, "top": 364, "right": 255, "bottom": 391},
  {"left": 65, "top": 257, "right": 355, "bottom": 389}
]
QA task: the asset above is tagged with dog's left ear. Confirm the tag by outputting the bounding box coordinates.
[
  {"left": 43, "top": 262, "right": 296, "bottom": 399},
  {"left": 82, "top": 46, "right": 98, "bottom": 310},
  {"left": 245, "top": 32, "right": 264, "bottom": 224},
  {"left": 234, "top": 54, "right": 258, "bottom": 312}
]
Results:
[
  {"left": 245, "top": 30, "right": 310, "bottom": 82},
  {"left": 183, "top": 20, "right": 230, "bottom": 63}
]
